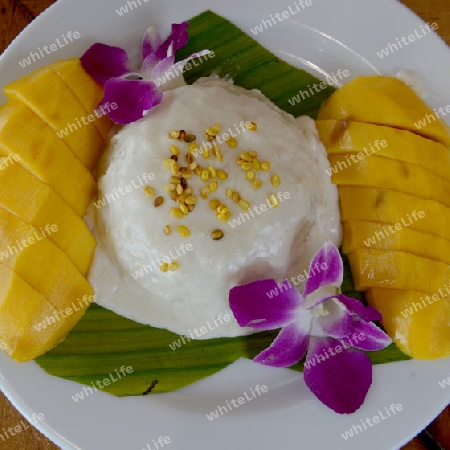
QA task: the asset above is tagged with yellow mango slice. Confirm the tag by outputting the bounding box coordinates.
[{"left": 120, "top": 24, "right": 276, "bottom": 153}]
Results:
[
  {"left": 316, "top": 119, "right": 450, "bottom": 182},
  {"left": 0, "top": 159, "right": 96, "bottom": 275},
  {"left": 367, "top": 288, "right": 450, "bottom": 360},
  {"left": 338, "top": 187, "right": 450, "bottom": 242},
  {"left": 0, "top": 208, "right": 93, "bottom": 328},
  {"left": 328, "top": 154, "right": 450, "bottom": 208},
  {"left": 317, "top": 76, "right": 450, "bottom": 146},
  {"left": 50, "top": 59, "right": 113, "bottom": 140},
  {"left": 0, "top": 265, "right": 72, "bottom": 362},
  {"left": 0, "top": 101, "right": 96, "bottom": 217},
  {"left": 4, "top": 66, "right": 104, "bottom": 171},
  {"left": 348, "top": 249, "right": 450, "bottom": 293},
  {"left": 342, "top": 220, "right": 450, "bottom": 266}
]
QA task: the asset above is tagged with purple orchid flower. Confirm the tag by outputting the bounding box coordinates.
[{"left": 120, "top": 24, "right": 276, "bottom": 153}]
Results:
[
  {"left": 80, "top": 22, "right": 212, "bottom": 124},
  {"left": 229, "top": 242, "right": 392, "bottom": 414}
]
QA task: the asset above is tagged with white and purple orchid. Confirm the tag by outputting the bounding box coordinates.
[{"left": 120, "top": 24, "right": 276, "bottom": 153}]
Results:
[
  {"left": 80, "top": 22, "right": 211, "bottom": 124},
  {"left": 229, "top": 242, "right": 392, "bottom": 414}
]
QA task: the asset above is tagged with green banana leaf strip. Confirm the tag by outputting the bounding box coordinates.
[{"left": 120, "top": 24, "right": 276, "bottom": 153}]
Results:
[{"left": 36, "top": 10, "right": 410, "bottom": 397}]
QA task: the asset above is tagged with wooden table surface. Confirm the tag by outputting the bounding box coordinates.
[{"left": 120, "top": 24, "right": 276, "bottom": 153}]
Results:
[{"left": 0, "top": 0, "right": 450, "bottom": 449}]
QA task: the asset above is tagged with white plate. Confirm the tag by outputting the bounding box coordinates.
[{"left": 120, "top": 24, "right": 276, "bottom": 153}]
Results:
[{"left": 1, "top": 0, "right": 450, "bottom": 449}]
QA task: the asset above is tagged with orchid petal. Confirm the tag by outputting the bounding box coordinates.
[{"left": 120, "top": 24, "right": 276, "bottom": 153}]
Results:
[
  {"left": 342, "top": 320, "right": 392, "bottom": 352},
  {"left": 304, "top": 336, "right": 372, "bottom": 414},
  {"left": 80, "top": 43, "right": 130, "bottom": 85},
  {"left": 154, "top": 22, "right": 189, "bottom": 59},
  {"left": 229, "top": 280, "right": 302, "bottom": 331},
  {"left": 151, "top": 55, "right": 176, "bottom": 82},
  {"left": 330, "top": 294, "right": 382, "bottom": 322},
  {"left": 303, "top": 242, "right": 343, "bottom": 297},
  {"left": 142, "top": 25, "right": 163, "bottom": 61},
  {"left": 254, "top": 322, "right": 310, "bottom": 367},
  {"left": 314, "top": 299, "right": 353, "bottom": 339},
  {"left": 100, "top": 78, "right": 162, "bottom": 124},
  {"left": 141, "top": 53, "right": 162, "bottom": 77}
]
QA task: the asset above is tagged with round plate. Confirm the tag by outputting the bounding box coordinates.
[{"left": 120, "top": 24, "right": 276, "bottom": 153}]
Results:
[{"left": 1, "top": 0, "right": 450, "bottom": 449}]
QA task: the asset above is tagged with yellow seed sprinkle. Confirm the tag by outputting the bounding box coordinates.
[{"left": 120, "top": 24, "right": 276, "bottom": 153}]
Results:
[
  {"left": 177, "top": 194, "right": 187, "bottom": 204},
  {"left": 211, "top": 230, "right": 224, "bottom": 241},
  {"left": 226, "top": 188, "right": 233, "bottom": 198},
  {"left": 240, "top": 152, "right": 252, "bottom": 162},
  {"left": 164, "top": 184, "right": 176, "bottom": 192},
  {"left": 238, "top": 199, "right": 251, "bottom": 211},
  {"left": 205, "top": 133, "right": 216, "bottom": 141},
  {"left": 154, "top": 196, "right": 164, "bottom": 207},
  {"left": 208, "top": 166, "right": 217, "bottom": 178},
  {"left": 261, "top": 161, "right": 271, "bottom": 171},
  {"left": 268, "top": 194, "right": 279, "bottom": 208},
  {"left": 160, "top": 263, "right": 169, "bottom": 272},
  {"left": 188, "top": 142, "right": 198, "bottom": 152},
  {"left": 200, "top": 187, "right": 210, "bottom": 199},
  {"left": 195, "top": 166, "right": 202, "bottom": 175},
  {"left": 226, "top": 137, "right": 237, "bottom": 148},
  {"left": 171, "top": 192, "right": 178, "bottom": 201},
  {"left": 184, "top": 134, "right": 196, "bottom": 142},
  {"left": 170, "top": 145, "right": 180, "bottom": 156},
  {"left": 209, "top": 180, "right": 218, "bottom": 192},
  {"left": 209, "top": 199, "right": 221, "bottom": 210},
  {"left": 184, "top": 187, "right": 193, "bottom": 196},
  {"left": 144, "top": 186, "right": 156, "bottom": 197},
  {"left": 170, "top": 208, "right": 184, "bottom": 218},
  {"left": 206, "top": 124, "right": 222, "bottom": 136},
  {"left": 242, "top": 162, "right": 252, "bottom": 171},
  {"left": 252, "top": 179, "right": 263, "bottom": 189},
  {"left": 176, "top": 184, "right": 184, "bottom": 195},
  {"left": 271, "top": 174, "right": 281, "bottom": 188},
  {"left": 188, "top": 204, "right": 195, "bottom": 212},
  {"left": 252, "top": 159, "right": 261, "bottom": 170},
  {"left": 237, "top": 158, "right": 245, "bottom": 166},
  {"left": 178, "top": 225, "right": 191, "bottom": 237},
  {"left": 213, "top": 143, "right": 223, "bottom": 161},
  {"left": 203, "top": 147, "right": 211, "bottom": 159},
  {"left": 168, "top": 130, "right": 180, "bottom": 139},
  {"left": 232, "top": 191, "right": 240, "bottom": 203},
  {"left": 218, "top": 212, "right": 231, "bottom": 222},
  {"left": 164, "top": 225, "right": 172, "bottom": 235},
  {"left": 171, "top": 176, "right": 181, "bottom": 184},
  {"left": 163, "top": 159, "right": 176, "bottom": 169},
  {"left": 246, "top": 171, "right": 255, "bottom": 181},
  {"left": 185, "top": 196, "right": 197, "bottom": 205},
  {"left": 217, "top": 170, "right": 228, "bottom": 180},
  {"left": 186, "top": 153, "right": 194, "bottom": 164},
  {"left": 200, "top": 170, "right": 210, "bottom": 182},
  {"left": 189, "top": 162, "right": 198, "bottom": 171},
  {"left": 170, "top": 164, "right": 179, "bottom": 175},
  {"left": 247, "top": 121, "right": 258, "bottom": 131},
  {"left": 248, "top": 150, "right": 258, "bottom": 158},
  {"left": 180, "top": 204, "right": 189, "bottom": 215},
  {"left": 217, "top": 205, "right": 230, "bottom": 214},
  {"left": 169, "top": 261, "right": 180, "bottom": 271}
]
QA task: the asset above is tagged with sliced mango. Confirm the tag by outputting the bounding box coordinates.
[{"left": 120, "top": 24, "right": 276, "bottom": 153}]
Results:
[
  {"left": 0, "top": 265, "right": 72, "bottom": 362},
  {"left": 328, "top": 154, "right": 450, "bottom": 208},
  {"left": 367, "top": 288, "right": 450, "bottom": 360},
  {"left": 317, "top": 76, "right": 450, "bottom": 146},
  {"left": 342, "top": 220, "right": 450, "bottom": 266},
  {"left": 0, "top": 159, "right": 96, "bottom": 275},
  {"left": 348, "top": 249, "right": 450, "bottom": 293},
  {"left": 50, "top": 59, "right": 113, "bottom": 140},
  {"left": 316, "top": 119, "right": 450, "bottom": 182},
  {"left": 338, "top": 187, "right": 450, "bottom": 242},
  {"left": 0, "top": 208, "right": 93, "bottom": 328},
  {"left": 4, "top": 66, "right": 104, "bottom": 171},
  {"left": 0, "top": 101, "right": 96, "bottom": 216}
]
